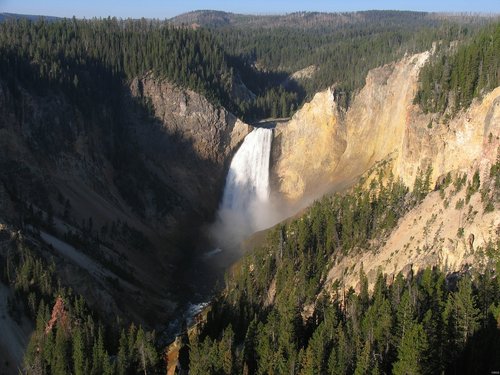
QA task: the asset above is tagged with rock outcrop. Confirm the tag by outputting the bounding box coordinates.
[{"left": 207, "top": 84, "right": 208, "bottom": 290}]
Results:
[
  {"left": 0, "top": 73, "right": 250, "bottom": 327},
  {"left": 271, "top": 88, "right": 346, "bottom": 202},
  {"left": 272, "top": 51, "right": 500, "bottom": 207},
  {"left": 394, "top": 86, "right": 500, "bottom": 188},
  {"left": 325, "top": 168, "right": 500, "bottom": 295},
  {"left": 129, "top": 74, "right": 250, "bottom": 167},
  {"left": 128, "top": 75, "right": 251, "bottom": 227},
  {"left": 271, "top": 50, "right": 500, "bottom": 299},
  {"left": 44, "top": 296, "right": 69, "bottom": 334},
  {"left": 335, "top": 52, "right": 430, "bottom": 184}
]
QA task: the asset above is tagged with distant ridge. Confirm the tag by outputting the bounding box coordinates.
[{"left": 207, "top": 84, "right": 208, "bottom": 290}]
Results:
[
  {"left": 0, "top": 12, "right": 61, "bottom": 22},
  {"left": 169, "top": 9, "right": 499, "bottom": 29},
  {"left": 169, "top": 10, "right": 434, "bottom": 29}
]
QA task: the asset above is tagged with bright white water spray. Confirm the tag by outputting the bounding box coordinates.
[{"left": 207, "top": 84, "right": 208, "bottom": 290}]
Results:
[
  {"left": 212, "top": 127, "right": 273, "bottom": 248},
  {"left": 222, "top": 128, "right": 272, "bottom": 214}
]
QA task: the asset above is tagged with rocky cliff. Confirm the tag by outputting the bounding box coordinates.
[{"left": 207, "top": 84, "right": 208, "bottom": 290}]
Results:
[
  {"left": 0, "top": 73, "right": 250, "bottom": 327},
  {"left": 321, "top": 154, "right": 500, "bottom": 300},
  {"left": 271, "top": 89, "right": 346, "bottom": 202},
  {"left": 130, "top": 74, "right": 250, "bottom": 167},
  {"left": 127, "top": 75, "right": 250, "bottom": 232},
  {"left": 272, "top": 51, "right": 499, "bottom": 204},
  {"left": 271, "top": 50, "right": 500, "bottom": 297}
]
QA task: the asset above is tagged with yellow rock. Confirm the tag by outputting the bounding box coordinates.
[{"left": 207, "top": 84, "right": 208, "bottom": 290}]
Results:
[
  {"left": 272, "top": 88, "right": 346, "bottom": 202},
  {"left": 272, "top": 50, "right": 500, "bottom": 204}
]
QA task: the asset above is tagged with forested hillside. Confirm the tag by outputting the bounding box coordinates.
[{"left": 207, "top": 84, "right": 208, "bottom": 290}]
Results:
[
  {"left": 174, "top": 11, "right": 496, "bottom": 110},
  {"left": 415, "top": 22, "right": 500, "bottom": 115},
  {"left": 186, "top": 162, "right": 500, "bottom": 374},
  {"left": 1, "top": 233, "right": 159, "bottom": 374},
  {"left": 1, "top": 13, "right": 495, "bottom": 121},
  {"left": 0, "top": 17, "right": 245, "bottom": 374},
  {"left": 0, "top": 18, "right": 235, "bottom": 110}
]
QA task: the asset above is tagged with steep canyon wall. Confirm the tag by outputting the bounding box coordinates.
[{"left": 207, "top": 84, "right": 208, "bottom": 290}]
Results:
[
  {"left": 271, "top": 51, "right": 500, "bottom": 296},
  {"left": 0, "top": 73, "right": 251, "bottom": 326},
  {"left": 272, "top": 51, "right": 500, "bottom": 204}
]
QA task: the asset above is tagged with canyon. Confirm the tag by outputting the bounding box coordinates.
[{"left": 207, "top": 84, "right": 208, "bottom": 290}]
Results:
[
  {"left": 2, "top": 48, "right": 499, "bottom": 321},
  {"left": 0, "top": 73, "right": 251, "bottom": 330},
  {"left": 1, "top": 46, "right": 499, "bottom": 372},
  {"left": 272, "top": 51, "right": 499, "bottom": 204},
  {"left": 270, "top": 49, "right": 499, "bottom": 295}
]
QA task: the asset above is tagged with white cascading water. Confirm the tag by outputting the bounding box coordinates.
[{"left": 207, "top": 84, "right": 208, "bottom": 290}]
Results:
[
  {"left": 211, "top": 127, "right": 273, "bottom": 248},
  {"left": 222, "top": 128, "right": 272, "bottom": 214}
]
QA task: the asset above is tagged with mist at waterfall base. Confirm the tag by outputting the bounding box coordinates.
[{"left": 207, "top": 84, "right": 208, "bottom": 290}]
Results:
[
  {"left": 163, "top": 128, "right": 302, "bottom": 341},
  {"left": 209, "top": 127, "right": 283, "bottom": 251}
]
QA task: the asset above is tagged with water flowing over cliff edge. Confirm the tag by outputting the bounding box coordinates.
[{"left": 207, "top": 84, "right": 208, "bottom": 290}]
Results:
[{"left": 211, "top": 127, "right": 275, "bottom": 249}]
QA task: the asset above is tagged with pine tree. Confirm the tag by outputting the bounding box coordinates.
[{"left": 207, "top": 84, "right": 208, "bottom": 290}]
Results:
[
  {"left": 359, "top": 265, "right": 369, "bottom": 312},
  {"left": 354, "top": 340, "right": 371, "bottom": 375},
  {"left": 243, "top": 317, "right": 258, "bottom": 374},
  {"left": 453, "top": 276, "right": 480, "bottom": 348},
  {"left": 392, "top": 321, "right": 428, "bottom": 375},
  {"left": 300, "top": 323, "right": 327, "bottom": 375},
  {"left": 188, "top": 335, "right": 209, "bottom": 375},
  {"left": 135, "top": 326, "right": 158, "bottom": 375},
  {"left": 328, "top": 325, "right": 351, "bottom": 375},
  {"left": 91, "top": 326, "right": 106, "bottom": 375},
  {"left": 117, "top": 329, "right": 129, "bottom": 375},
  {"left": 52, "top": 327, "right": 70, "bottom": 375},
  {"left": 72, "top": 326, "right": 85, "bottom": 375},
  {"left": 219, "top": 325, "right": 234, "bottom": 374},
  {"left": 395, "top": 290, "right": 414, "bottom": 344}
]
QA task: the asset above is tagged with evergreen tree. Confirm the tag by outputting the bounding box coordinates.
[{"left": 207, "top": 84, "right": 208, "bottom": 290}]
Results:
[
  {"left": 392, "top": 321, "right": 428, "bottom": 375},
  {"left": 452, "top": 276, "right": 480, "bottom": 348},
  {"left": 243, "top": 317, "right": 258, "bottom": 374},
  {"left": 72, "top": 326, "right": 85, "bottom": 375},
  {"left": 219, "top": 325, "right": 235, "bottom": 374},
  {"left": 354, "top": 340, "right": 372, "bottom": 375},
  {"left": 117, "top": 329, "right": 129, "bottom": 375},
  {"left": 188, "top": 335, "right": 210, "bottom": 375},
  {"left": 52, "top": 327, "right": 70, "bottom": 375},
  {"left": 135, "top": 326, "right": 158, "bottom": 375}
]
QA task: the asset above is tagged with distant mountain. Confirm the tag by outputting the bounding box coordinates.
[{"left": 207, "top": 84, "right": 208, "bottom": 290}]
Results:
[
  {"left": 170, "top": 10, "right": 437, "bottom": 29},
  {"left": 169, "top": 10, "right": 244, "bottom": 27},
  {"left": 0, "top": 12, "right": 61, "bottom": 22},
  {"left": 170, "top": 9, "right": 498, "bottom": 30}
]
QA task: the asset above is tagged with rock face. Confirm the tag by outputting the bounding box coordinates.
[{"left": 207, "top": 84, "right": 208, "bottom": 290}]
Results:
[
  {"left": 394, "top": 86, "right": 500, "bottom": 188},
  {"left": 271, "top": 50, "right": 500, "bottom": 298},
  {"left": 272, "top": 51, "right": 500, "bottom": 205},
  {"left": 130, "top": 74, "right": 250, "bottom": 167},
  {"left": 44, "top": 296, "right": 69, "bottom": 334},
  {"left": 0, "top": 73, "right": 250, "bottom": 326},
  {"left": 128, "top": 75, "right": 251, "bottom": 226},
  {"left": 335, "top": 52, "right": 430, "bottom": 183},
  {"left": 272, "top": 88, "right": 346, "bottom": 202},
  {"left": 325, "top": 169, "right": 500, "bottom": 295}
]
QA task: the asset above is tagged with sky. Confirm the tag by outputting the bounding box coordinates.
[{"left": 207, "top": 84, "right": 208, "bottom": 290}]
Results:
[{"left": 1, "top": 0, "right": 499, "bottom": 19}]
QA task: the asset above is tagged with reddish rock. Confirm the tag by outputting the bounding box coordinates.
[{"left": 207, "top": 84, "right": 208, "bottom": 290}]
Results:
[{"left": 45, "top": 296, "right": 69, "bottom": 335}]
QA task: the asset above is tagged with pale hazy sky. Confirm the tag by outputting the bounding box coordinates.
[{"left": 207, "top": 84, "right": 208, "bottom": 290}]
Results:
[{"left": 1, "top": 0, "right": 499, "bottom": 19}]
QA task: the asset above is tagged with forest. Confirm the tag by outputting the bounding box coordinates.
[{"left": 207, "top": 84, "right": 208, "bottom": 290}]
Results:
[
  {"left": 176, "top": 11, "right": 497, "bottom": 110},
  {"left": 0, "top": 18, "right": 235, "bottom": 112},
  {"left": 187, "top": 160, "right": 500, "bottom": 374},
  {"left": 0, "top": 14, "right": 497, "bottom": 121},
  {"left": 415, "top": 22, "right": 500, "bottom": 115},
  {"left": 1, "top": 238, "right": 158, "bottom": 374},
  {"left": 3, "top": 155, "right": 498, "bottom": 374}
]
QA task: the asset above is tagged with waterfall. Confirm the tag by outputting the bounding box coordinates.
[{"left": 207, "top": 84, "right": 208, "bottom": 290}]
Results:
[
  {"left": 222, "top": 128, "right": 272, "bottom": 214},
  {"left": 212, "top": 127, "right": 273, "bottom": 248}
]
